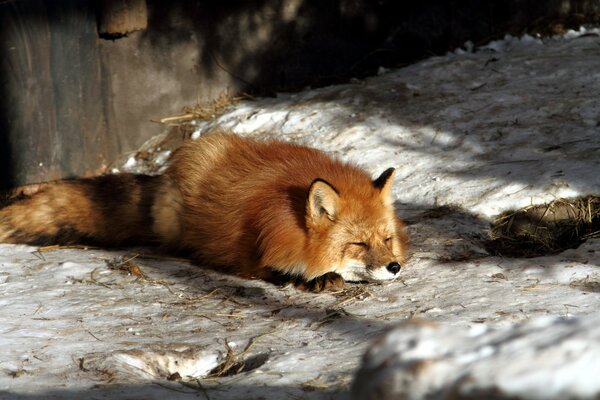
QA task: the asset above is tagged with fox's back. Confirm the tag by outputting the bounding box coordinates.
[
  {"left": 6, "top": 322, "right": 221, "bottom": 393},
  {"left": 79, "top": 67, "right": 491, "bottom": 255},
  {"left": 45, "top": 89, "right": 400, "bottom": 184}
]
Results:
[
  {"left": 165, "top": 133, "right": 378, "bottom": 270},
  {"left": 169, "top": 133, "right": 373, "bottom": 194}
]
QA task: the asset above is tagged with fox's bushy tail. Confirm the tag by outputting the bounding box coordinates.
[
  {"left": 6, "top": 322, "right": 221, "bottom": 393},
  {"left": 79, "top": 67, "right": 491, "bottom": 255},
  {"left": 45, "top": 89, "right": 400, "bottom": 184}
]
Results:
[{"left": 0, "top": 174, "right": 161, "bottom": 246}]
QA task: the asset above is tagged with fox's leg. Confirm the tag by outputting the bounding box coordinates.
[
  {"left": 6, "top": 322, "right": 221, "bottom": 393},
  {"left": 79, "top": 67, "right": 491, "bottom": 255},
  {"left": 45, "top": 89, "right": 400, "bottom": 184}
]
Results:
[
  {"left": 293, "top": 272, "right": 345, "bottom": 292},
  {"left": 253, "top": 269, "right": 345, "bottom": 292}
]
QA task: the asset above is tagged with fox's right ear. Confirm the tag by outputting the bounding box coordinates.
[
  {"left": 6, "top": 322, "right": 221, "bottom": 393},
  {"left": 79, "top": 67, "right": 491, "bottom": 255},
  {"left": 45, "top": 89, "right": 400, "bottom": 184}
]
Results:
[
  {"left": 373, "top": 167, "right": 396, "bottom": 206},
  {"left": 306, "top": 179, "right": 340, "bottom": 225}
]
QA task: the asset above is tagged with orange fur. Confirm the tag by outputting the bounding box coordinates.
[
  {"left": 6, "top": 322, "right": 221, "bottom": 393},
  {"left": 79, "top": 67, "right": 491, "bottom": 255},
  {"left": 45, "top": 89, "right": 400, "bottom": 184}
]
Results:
[{"left": 0, "top": 132, "right": 408, "bottom": 288}]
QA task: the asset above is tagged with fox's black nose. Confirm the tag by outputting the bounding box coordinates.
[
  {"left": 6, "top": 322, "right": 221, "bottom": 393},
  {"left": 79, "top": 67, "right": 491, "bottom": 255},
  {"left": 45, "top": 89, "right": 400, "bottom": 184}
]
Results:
[{"left": 387, "top": 261, "right": 401, "bottom": 275}]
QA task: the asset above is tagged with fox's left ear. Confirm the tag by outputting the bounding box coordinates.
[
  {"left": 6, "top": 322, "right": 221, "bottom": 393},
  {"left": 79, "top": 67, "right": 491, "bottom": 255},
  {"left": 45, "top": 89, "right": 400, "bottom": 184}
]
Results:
[
  {"left": 373, "top": 167, "right": 396, "bottom": 206},
  {"left": 307, "top": 179, "right": 340, "bottom": 225}
]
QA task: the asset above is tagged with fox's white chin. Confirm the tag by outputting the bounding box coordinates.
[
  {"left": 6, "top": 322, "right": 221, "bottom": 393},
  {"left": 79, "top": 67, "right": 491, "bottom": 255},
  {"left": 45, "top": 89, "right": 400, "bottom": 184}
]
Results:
[{"left": 338, "top": 262, "right": 398, "bottom": 282}]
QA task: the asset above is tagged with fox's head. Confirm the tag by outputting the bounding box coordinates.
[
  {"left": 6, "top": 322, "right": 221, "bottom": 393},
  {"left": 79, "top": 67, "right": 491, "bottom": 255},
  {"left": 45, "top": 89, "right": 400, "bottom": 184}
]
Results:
[{"left": 305, "top": 168, "right": 408, "bottom": 282}]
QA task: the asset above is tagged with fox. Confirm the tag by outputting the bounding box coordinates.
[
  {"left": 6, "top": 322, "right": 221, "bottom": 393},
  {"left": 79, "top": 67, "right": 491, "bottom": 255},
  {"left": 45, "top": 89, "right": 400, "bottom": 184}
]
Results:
[{"left": 0, "top": 132, "right": 408, "bottom": 291}]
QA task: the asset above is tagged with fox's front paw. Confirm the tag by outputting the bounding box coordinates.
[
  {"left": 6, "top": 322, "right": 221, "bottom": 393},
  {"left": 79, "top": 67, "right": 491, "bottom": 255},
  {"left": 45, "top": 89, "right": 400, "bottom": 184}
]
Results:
[{"left": 296, "top": 272, "right": 345, "bottom": 292}]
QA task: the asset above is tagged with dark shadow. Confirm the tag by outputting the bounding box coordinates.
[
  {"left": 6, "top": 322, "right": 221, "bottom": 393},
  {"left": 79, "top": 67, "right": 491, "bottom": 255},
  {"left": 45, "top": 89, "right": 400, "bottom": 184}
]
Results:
[
  {"left": 0, "top": 2, "right": 21, "bottom": 190},
  {"left": 0, "top": 0, "right": 112, "bottom": 188},
  {"left": 141, "top": 1, "right": 521, "bottom": 93},
  {"left": 0, "top": 383, "right": 348, "bottom": 400},
  {"left": 0, "top": 119, "right": 12, "bottom": 191},
  {"left": 139, "top": 0, "right": 600, "bottom": 94},
  {"left": 402, "top": 204, "right": 492, "bottom": 263}
]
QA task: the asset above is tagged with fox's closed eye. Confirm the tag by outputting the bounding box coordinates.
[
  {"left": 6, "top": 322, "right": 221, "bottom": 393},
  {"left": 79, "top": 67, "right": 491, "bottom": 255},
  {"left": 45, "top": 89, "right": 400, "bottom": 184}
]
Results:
[{"left": 350, "top": 242, "right": 369, "bottom": 249}]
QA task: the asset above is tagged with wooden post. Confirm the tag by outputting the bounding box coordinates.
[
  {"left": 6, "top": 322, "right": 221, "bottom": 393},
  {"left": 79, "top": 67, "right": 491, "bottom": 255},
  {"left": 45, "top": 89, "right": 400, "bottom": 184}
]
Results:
[{"left": 98, "top": 0, "right": 148, "bottom": 39}]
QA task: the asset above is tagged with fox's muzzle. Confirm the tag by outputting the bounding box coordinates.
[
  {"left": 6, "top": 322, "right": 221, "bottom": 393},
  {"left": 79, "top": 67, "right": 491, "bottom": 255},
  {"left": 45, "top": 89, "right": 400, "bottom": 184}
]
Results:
[{"left": 386, "top": 261, "right": 401, "bottom": 275}]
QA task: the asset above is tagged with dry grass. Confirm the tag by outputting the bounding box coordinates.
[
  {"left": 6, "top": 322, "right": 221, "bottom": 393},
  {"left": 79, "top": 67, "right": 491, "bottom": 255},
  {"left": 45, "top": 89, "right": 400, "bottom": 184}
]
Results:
[
  {"left": 105, "top": 254, "right": 146, "bottom": 278},
  {"left": 204, "top": 330, "right": 274, "bottom": 379},
  {"left": 159, "top": 92, "right": 252, "bottom": 126},
  {"left": 487, "top": 195, "right": 600, "bottom": 257}
]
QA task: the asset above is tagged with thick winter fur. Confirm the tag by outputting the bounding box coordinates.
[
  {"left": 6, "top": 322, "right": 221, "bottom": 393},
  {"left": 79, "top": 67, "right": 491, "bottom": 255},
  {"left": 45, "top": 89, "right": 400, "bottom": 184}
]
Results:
[{"left": 0, "top": 133, "right": 408, "bottom": 289}]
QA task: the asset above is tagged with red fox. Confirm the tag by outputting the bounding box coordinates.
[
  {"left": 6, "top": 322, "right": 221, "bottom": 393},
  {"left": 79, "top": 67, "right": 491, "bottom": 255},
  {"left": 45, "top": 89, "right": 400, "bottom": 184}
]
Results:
[{"left": 0, "top": 132, "right": 408, "bottom": 291}]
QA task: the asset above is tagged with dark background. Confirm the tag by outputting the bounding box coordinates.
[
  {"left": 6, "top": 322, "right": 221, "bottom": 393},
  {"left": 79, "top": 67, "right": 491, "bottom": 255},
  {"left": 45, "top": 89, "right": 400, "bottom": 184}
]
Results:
[{"left": 1, "top": 0, "right": 598, "bottom": 188}]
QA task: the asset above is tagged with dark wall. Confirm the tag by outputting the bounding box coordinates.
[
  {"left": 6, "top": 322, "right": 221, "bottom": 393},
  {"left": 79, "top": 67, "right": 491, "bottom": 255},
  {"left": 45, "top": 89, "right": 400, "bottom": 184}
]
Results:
[
  {"left": 1, "top": 0, "right": 114, "bottom": 187},
  {"left": 1, "top": 0, "right": 598, "bottom": 188}
]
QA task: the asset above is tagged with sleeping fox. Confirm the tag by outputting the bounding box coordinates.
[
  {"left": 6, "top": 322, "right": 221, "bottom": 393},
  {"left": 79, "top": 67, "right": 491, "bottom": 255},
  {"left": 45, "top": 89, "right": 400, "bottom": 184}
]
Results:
[{"left": 0, "top": 132, "right": 408, "bottom": 291}]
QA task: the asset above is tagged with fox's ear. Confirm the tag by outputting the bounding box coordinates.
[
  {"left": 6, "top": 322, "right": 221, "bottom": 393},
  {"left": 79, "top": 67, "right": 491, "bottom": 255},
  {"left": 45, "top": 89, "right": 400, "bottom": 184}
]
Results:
[
  {"left": 307, "top": 179, "right": 340, "bottom": 224},
  {"left": 373, "top": 167, "right": 396, "bottom": 206}
]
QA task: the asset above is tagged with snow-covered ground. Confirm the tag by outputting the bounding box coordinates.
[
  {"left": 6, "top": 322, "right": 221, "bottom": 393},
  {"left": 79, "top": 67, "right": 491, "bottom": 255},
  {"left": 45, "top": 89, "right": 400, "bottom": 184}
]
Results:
[{"left": 2, "top": 29, "right": 600, "bottom": 399}]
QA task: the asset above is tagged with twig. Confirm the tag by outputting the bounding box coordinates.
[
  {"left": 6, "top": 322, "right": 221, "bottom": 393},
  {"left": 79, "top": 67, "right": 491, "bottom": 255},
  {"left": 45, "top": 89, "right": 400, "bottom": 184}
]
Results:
[
  {"left": 87, "top": 330, "right": 103, "bottom": 342},
  {"left": 37, "top": 245, "right": 97, "bottom": 252}
]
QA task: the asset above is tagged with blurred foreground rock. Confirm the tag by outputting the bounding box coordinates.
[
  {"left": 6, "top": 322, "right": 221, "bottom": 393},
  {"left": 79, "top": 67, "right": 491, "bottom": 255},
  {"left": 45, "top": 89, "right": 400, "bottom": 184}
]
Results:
[{"left": 353, "top": 316, "right": 600, "bottom": 400}]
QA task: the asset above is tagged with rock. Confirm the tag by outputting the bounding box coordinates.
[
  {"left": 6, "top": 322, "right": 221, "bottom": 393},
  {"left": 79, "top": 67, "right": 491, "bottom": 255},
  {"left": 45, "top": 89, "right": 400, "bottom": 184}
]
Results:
[{"left": 353, "top": 316, "right": 600, "bottom": 400}]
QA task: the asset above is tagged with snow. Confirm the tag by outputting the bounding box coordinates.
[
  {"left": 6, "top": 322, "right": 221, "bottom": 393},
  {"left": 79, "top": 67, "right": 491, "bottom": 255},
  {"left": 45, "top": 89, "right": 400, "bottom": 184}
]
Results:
[
  {"left": 2, "top": 31, "right": 600, "bottom": 399},
  {"left": 123, "top": 155, "right": 137, "bottom": 169}
]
